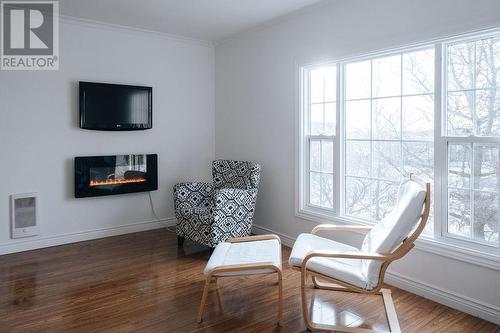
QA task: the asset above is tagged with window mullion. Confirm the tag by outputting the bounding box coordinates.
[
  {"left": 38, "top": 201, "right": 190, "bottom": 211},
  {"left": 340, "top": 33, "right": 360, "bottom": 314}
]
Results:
[
  {"left": 319, "top": 139, "right": 323, "bottom": 206},
  {"left": 322, "top": 76, "right": 326, "bottom": 135},
  {"left": 335, "top": 63, "right": 342, "bottom": 215},
  {"left": 369, "top": 59, "right": 374, "bottom": 219},
  {"left": 472, "top": 41, "right": 477, "bottom": 136},
  {"left": 435, "top": 42, "right": 445, "bottom": 239},
  {"left": 399, "top": 53, "right": 404, "bottom": 188},
  {"left": 305, "top": 136, "right": 311, "bottom": 207},
  {"left": 470, "top": 143, "right": 475, "bottom": 240},
  {"left": 305, "top": 70, "right": 311, "bottom": 210},
  {"left": 470, "top": 41, "right": 477, "bottom": 241}
]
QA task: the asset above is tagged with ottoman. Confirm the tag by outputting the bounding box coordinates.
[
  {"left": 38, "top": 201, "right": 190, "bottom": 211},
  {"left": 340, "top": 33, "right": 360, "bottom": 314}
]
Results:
[{"left": 198, "top": 234, "right": 283, "bottom": 325}]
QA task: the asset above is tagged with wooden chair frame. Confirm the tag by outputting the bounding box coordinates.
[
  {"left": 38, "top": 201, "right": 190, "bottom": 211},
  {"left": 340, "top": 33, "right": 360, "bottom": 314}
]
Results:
[
  {"left": 294, "top": 174, "right": 431, "bottom": 333},
  {"left": 198, "top": 234, "right": 283, "bottom": 325}
]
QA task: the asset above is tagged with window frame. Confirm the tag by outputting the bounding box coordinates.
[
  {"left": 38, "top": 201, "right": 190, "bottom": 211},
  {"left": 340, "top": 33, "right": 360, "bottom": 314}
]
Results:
[{"left": 296, "top": 27, "right": 500, "bottom": 268}]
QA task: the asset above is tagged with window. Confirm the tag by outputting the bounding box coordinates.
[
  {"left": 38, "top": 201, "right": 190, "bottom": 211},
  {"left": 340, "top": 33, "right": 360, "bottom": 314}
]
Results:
[
  {"left": 298, "top": 29, "right": 500, "bottom": 252},
  {"left": 444, "top": 36, "right": 500, "bottom": 245},
  {"left": 304, "top": 66, "right": 336, "bottom": 210}
]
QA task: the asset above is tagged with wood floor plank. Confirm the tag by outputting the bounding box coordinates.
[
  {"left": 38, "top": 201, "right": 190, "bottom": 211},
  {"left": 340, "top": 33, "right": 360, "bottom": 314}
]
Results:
[{"left": 0, "top": 229, "right": 498, "bottom": 333}]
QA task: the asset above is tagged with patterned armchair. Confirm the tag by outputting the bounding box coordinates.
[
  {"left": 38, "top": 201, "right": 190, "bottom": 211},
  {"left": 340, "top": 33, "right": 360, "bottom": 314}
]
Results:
[{"left": 173, "top": 160, "right": 261, "bottom": 248}]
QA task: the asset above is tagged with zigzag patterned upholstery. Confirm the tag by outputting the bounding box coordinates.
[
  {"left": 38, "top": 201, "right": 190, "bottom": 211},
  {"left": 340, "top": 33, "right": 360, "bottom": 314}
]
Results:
[{"left": 173, "top": 160, "right": 261, "bottom": 247}]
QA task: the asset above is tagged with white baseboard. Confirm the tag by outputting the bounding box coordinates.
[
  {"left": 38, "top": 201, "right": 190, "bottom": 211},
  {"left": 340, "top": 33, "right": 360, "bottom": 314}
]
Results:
[
  {"left": 385, "top": 271, "right": 500, "bottom": 325},
  {"left": 0, "top": 217, "right": 175, "bottom": 255},
  {"left": 252, "top": 223, "right": 296, "bottom": 247},
  {"left": 251, "top": 223, "right": 500, "bottom": 326}
]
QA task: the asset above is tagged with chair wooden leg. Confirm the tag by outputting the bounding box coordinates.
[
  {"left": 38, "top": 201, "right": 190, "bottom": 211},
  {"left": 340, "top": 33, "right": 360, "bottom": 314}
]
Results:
[
  {"left": 301, "top": 269, "right": 315, "bottom": 331},
  {"left": 278, "top": 270, "right": 283, "bottom": 326},
  {"left": 198, "top": 276, "right": 211, "bottom": 323},
  {"left": 301, "top": 270, "right": 400, "bottom": 332},
  {"left": 381, "top": 288, "right": 401, "bottom": 333}
]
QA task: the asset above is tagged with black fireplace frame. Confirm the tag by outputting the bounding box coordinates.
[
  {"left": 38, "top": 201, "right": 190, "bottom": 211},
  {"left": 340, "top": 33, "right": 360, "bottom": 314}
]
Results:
[{"left": 74, "top": 154, "right": 158, "bottom": 198}]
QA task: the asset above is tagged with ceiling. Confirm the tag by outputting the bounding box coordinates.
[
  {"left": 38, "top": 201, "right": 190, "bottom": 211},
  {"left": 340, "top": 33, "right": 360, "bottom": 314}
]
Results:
[{"left": 60, "top": 0, "right": 323, "bottom": 42}]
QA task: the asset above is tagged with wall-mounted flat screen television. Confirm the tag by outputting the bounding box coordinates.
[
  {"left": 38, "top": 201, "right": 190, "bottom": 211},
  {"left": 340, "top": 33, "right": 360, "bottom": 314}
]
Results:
[{"left": 79, "top": 81, "right": 152, "bottom": 130}]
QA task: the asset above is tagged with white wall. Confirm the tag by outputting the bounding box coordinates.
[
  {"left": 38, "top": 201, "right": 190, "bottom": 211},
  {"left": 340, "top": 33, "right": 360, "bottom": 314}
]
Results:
[
  {"left": 215, "top": 0, "right": 500, "bottom": 324},
  {"left": 0, "top": 18, "right": 215, "bottom": 254}
]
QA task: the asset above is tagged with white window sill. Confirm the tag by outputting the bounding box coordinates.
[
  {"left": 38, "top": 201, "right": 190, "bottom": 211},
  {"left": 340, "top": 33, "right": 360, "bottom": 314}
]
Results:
[{"left": 296, "top": 207, "right": 500, "bottom": 271}]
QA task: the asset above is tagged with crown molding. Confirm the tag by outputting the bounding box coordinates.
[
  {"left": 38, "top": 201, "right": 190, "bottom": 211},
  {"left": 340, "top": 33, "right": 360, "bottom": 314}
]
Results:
[{"left": 59, "top": 15, "right": 214, "bottom": 48}]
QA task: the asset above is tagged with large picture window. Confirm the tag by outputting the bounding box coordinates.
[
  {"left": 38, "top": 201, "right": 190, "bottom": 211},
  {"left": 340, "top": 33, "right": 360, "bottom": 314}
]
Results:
[
  {"left": 298, "top": 29, "right": 500, "bottom": 252},
  {"left": 344, "top": 48, "right": 434, "bottom": 223}
]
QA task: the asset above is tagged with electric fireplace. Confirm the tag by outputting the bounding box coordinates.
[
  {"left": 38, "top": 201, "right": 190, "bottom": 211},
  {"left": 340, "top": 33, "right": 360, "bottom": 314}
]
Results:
[{"left": 75, "top": 154, "right": 158, "bottom": 198}]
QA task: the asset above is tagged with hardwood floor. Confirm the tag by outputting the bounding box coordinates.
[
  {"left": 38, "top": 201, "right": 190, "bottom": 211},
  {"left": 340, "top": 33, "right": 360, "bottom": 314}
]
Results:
[{"left": 0, "top": 229, "right": 498, "bottom": 333}]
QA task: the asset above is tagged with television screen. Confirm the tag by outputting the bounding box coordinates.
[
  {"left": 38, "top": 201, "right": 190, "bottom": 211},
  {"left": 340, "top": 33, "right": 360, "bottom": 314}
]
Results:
[{"left": 79, "top": 81, "right": 152, "bottom": 130}]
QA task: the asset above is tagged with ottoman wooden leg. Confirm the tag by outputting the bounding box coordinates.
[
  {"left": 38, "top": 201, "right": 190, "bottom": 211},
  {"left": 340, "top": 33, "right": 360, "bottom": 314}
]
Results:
[
  {"left": 214, "top": 278, "right": 224, "bottom": 312},
  {"left": 198, "top": 275, "right": 212, "bottom": 323}
]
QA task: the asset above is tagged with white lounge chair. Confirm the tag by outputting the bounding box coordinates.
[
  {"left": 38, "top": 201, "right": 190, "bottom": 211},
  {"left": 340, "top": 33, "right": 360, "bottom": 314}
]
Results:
[{"left": 289, "top": 174, "right": 430, "bottom": 332}]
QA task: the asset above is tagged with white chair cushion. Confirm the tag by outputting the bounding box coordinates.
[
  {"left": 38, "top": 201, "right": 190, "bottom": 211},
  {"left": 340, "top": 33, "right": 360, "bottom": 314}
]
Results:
[
  {"left": 361, "top": 179, "right": 426, "bottom": 287},
  {"left": 204, "top": 239, "right": 281, "bottom": 276},
  {"left": 289, "top": 233, "right": 368, "bottom": 289}
]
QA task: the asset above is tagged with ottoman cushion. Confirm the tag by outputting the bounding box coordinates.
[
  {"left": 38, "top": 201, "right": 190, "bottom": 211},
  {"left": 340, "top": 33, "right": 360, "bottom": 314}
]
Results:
[{"left": 204, "top": 239, "right": 281, "bottom": 276}]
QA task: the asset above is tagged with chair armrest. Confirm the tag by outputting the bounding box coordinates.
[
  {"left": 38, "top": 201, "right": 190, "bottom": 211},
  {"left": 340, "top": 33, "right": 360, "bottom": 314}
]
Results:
[
  {"left": 303, "top": 250, "right": 391, "bottom": 266},
  {"left": 213, "top": 188, "right": 258, "bottom": 224},
  {"left": 227, "top": 234, "right": 281, "bottom": 244},
  {"left": 173, "top": 182, "right": 213, "bottom": 209},
  {"left": 311, "top": 224, "right": 372, "bottom": 235},
  {"left": 302, "top": 250, "right": 393, "bottom": 266}
]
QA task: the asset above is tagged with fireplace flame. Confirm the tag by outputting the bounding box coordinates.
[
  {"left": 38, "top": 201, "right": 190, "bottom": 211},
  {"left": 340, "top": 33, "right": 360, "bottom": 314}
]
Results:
[{"left": 89, "top": 178, "right": 147, "bottom": 187}]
